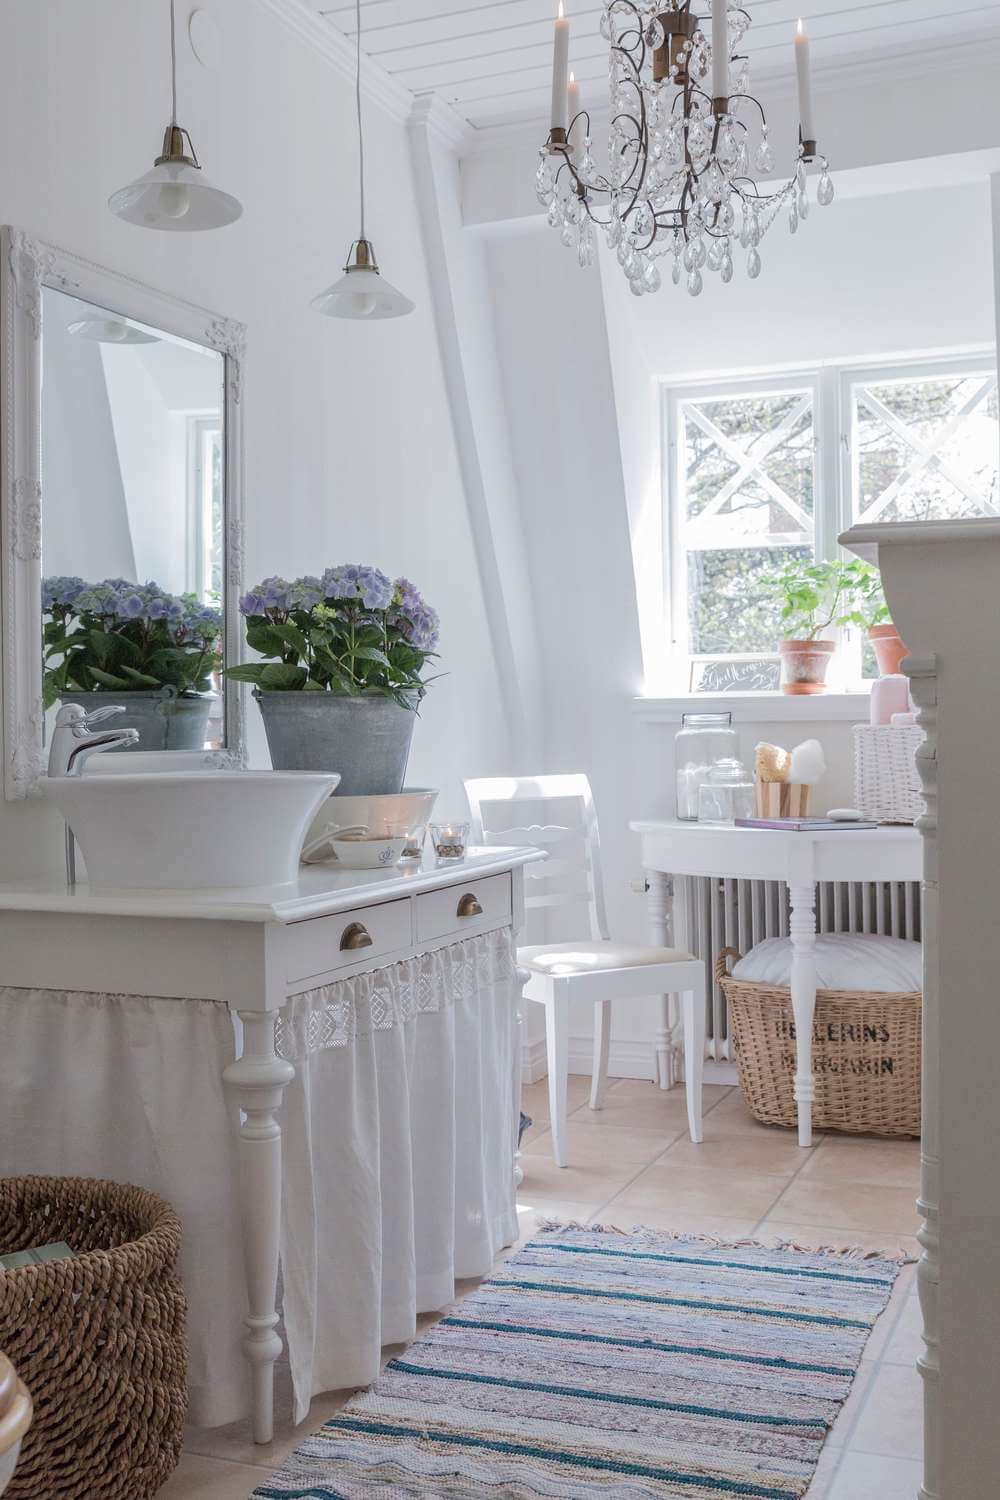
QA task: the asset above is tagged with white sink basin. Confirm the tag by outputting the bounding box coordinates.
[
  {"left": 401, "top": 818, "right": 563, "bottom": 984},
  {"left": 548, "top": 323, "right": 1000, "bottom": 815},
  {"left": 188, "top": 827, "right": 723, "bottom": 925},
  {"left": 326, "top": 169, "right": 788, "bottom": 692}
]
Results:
[{"left": 42, "top": 771, "right": 340, "bottom": 891}]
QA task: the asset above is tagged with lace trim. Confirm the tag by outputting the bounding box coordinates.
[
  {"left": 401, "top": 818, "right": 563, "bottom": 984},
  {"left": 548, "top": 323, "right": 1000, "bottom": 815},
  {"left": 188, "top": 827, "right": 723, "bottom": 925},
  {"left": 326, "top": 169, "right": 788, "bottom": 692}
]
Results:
[{"left": 275, "top": 928, "right": 516, "bottom": 1061}]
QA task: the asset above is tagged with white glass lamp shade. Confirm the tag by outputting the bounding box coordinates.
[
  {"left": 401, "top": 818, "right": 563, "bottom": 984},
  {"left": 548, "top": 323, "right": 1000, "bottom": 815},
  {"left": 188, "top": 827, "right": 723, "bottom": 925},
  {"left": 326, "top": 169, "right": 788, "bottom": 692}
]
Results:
[
  {"left": 109, "top": 154, "right": 242, "bottom": 232},
  {"left": 67, "top": 318, "right": 159, "bottom": 344},
  {"left": 311, "top": 240, "right": 414, "bottom": 321}
]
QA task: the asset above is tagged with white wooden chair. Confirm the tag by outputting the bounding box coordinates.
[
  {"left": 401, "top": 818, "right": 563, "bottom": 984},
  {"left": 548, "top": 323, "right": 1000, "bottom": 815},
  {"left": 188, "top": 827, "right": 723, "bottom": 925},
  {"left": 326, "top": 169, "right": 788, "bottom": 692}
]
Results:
[{"left": 464, "top": 774, "right": 706, "bottom": 1167}]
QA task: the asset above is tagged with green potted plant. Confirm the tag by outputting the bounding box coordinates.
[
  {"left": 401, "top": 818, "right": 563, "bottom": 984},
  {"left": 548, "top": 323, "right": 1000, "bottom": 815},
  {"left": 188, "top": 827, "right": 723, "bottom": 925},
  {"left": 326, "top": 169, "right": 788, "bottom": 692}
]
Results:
[
  {"left": 841, "top": 562, "right": 909, "bottom": 677},
  {"left": 42, "top": 577, "right": 222, "bottom": 750},
  {"left": 225, "top": 567, "right": 440, "bottom": 795},
  {"left": 759, "top": 559, "right": 871, "bottom": 695}
]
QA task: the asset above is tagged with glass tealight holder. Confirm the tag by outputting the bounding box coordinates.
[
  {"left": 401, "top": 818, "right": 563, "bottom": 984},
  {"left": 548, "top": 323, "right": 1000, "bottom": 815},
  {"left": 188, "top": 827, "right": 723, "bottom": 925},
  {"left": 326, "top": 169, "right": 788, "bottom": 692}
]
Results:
[
  {"left": 696, "top": 758, "right": 754, "bottom": 826},
  {"left": 429, "top": 821, "right": 469, "bottom": 862}
]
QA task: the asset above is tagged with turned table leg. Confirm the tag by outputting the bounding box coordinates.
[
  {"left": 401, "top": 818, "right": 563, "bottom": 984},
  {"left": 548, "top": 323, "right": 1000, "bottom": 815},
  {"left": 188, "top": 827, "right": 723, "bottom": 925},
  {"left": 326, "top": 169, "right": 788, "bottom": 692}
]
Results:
[
  {"left": 788, "top": 881, "right": 817, "bottom": 1149},
  {"left": 646, "top": 869, "right": 676, "bottom": 1090},
  {"left": 223, "top": 1009, "right": 294, "bottom": 1444}
]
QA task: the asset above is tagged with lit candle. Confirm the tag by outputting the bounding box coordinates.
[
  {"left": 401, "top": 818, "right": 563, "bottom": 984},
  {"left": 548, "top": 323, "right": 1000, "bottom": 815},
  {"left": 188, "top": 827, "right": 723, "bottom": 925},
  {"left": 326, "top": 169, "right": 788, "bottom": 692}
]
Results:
[
  {"left": 567, "top": 71, "right": 583, "bottom": 153},
  {"left": 550, "top": 1, "right": 570, "bottom": 134},
  {"left": 795, "top": 17, "right": 815, "bottom": 146},
  {"left": 711, "top": 0, "right": 729, "bottom": 104}
]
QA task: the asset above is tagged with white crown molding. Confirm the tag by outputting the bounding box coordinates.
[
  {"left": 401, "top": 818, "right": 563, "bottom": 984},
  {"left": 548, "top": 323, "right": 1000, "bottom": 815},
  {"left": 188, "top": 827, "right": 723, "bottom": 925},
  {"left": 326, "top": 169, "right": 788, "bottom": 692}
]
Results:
[
  {"left": 253, "top": 0, "right": 413, "bottom": 125},
  {"left": 409, "top": 93, "right": 472, "bottom": 155}
]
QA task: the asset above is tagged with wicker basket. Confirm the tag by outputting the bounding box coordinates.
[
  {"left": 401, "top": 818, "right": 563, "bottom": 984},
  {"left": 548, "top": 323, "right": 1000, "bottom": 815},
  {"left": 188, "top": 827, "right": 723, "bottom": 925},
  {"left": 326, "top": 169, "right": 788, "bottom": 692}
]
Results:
[
  {"left": 717, "top": 949, "right": 921, "bottom": 1137},
  {"left": 0, "top": 1177, "right": 187, "bottom": 1500},
  {"left": 853, "top": 723, "right": 925, "bottom": 824}
]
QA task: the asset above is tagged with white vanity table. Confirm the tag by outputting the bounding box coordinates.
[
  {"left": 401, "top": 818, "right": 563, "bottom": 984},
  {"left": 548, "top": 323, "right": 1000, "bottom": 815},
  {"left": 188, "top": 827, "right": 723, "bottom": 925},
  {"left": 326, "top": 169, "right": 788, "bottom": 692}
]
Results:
[
  {"left": 631, "top": 819, "right": 922, "bottom": 1146},
  {"left": 0, "top": 846, "right": 541, "bottom": 1441}
]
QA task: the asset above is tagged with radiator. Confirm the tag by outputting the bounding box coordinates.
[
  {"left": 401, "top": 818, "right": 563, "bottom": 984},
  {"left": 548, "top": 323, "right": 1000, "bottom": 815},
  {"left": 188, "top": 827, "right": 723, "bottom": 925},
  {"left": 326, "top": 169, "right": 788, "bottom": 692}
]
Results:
[{"left": 677, "top": 876, "right": 923, "bottom": 1061}]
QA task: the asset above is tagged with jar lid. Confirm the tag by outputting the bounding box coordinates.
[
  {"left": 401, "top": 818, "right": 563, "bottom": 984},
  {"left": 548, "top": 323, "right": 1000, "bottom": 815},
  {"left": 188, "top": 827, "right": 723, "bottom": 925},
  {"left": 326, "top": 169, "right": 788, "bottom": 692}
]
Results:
[{"left": 681, "top": 712, "right": 733, "bottom": 727}]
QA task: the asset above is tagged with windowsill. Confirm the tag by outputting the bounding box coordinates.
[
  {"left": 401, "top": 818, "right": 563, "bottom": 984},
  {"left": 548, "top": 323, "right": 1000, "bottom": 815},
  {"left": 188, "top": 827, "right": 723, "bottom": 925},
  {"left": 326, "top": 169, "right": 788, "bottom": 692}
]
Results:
[{"left": 633, "top": 689, "right": 872, "bottom": 724}]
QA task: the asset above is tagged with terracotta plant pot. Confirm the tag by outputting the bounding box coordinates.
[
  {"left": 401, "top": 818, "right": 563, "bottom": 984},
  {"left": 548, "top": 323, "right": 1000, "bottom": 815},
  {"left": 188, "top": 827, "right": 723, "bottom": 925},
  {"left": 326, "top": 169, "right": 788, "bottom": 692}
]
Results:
[
  {"left": 869, "top": 622, "right": 909, "bottom": 678},
  {"left": 778, "top": 639, "right": 836, "bottom": 696}
]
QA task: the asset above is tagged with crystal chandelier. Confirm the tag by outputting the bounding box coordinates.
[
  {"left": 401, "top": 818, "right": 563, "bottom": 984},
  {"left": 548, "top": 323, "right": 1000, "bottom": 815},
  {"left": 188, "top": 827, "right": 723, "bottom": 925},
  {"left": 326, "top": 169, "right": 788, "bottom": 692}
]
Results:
[{"left": 536, "top": 3, "right": 834, "bottom": 297}]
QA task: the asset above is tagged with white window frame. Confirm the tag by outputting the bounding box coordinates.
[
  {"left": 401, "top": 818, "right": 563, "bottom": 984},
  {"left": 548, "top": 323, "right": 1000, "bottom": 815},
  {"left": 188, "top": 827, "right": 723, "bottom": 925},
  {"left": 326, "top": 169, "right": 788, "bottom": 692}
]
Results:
[{"left": 660, "top": 347, "right": 997, "bottom": 686}]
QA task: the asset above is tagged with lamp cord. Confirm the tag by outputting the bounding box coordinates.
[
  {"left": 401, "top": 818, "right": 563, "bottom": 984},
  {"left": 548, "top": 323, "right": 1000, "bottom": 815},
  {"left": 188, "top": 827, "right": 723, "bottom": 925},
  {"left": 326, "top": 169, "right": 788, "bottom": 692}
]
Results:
[
  {"left": 169, "top": 0, "right": 178, "bottom": 124},
  {"left": 356, "top": 0, "right": 366, "bottom": 241}
]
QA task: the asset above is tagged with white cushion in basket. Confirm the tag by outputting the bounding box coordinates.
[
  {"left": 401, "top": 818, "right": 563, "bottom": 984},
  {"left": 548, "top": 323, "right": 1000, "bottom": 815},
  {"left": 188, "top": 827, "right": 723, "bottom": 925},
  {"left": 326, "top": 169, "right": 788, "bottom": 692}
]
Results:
[
  {"left": 732, "top": 933, "right": 921, "bottom": 993},
  {"left": 520, "top": 942, "right": 694, "bottom": 976}
]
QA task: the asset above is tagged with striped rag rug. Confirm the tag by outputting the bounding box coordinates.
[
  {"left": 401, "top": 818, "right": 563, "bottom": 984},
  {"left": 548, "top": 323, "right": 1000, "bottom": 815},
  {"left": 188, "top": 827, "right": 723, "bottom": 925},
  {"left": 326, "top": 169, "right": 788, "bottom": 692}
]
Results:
[{"left": 252, "top": 1223, "right": 905, "bottom": 1499}]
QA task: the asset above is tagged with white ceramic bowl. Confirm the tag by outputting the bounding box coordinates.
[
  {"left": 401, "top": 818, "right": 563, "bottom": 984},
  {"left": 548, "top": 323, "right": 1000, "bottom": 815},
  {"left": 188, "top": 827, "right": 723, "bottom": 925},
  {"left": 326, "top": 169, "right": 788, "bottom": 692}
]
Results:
[
  {"left": 303, "top": 788, "right": 438, "bottom": 864},
  {"left": 329, "top": 835, "right": 407, "bottom": 870}
]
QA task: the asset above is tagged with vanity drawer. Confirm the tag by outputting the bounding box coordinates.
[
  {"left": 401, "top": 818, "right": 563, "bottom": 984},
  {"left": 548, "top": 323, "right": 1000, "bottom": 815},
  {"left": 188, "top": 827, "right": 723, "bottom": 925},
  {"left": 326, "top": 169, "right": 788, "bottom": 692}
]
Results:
[
  {"left": 285, "top": 898, "right": 413, "bottom": 985},
  {"left": 416, "top": 873, "right": 512, "bottom": 944}
]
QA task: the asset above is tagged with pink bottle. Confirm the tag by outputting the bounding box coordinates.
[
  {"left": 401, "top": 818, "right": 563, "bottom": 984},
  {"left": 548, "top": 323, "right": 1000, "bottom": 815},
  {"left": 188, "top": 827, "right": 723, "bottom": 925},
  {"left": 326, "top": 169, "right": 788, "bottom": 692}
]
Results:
[{"left": 870, "top": 674, "right": 910, "bottom": 727}]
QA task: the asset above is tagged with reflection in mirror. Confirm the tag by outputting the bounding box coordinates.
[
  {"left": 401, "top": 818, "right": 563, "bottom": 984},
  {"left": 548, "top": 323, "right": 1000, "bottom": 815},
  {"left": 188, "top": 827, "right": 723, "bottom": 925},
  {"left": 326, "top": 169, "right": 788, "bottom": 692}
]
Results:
[{"left": 41, "top": 287, "right": 226, "bottom": 752}]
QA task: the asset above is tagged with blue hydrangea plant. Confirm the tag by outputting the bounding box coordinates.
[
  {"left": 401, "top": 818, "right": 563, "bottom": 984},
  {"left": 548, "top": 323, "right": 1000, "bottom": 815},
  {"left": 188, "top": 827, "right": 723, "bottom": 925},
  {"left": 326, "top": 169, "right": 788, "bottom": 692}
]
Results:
[
  {"left": 42, "top": 577, "right": 222, "bottom": 709},
  {"left": 226, "top": 566, "right": 440, "bottom": 705}
]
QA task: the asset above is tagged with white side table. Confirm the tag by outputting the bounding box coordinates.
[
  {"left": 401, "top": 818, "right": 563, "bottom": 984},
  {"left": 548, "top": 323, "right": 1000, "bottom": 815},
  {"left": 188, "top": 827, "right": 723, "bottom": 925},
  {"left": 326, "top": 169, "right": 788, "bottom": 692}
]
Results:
[{"left": 630, "top": 820, "right": 922, "bottom": 1147}]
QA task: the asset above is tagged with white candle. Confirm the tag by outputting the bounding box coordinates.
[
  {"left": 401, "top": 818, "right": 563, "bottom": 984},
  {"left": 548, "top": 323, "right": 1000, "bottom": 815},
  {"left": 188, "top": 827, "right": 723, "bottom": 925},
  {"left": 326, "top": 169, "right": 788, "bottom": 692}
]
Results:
[
  {"left": 795, "top": 17, "right": 815, "bottom": 144},
  {"left": 711, "top": 0, "right": 729, "bottom": 103},
  {"left": 550, "top": 1, "right": 570, "bottom": 134},
  {"left": 567, "top": 72, "right": 584, "bottom": 153}
]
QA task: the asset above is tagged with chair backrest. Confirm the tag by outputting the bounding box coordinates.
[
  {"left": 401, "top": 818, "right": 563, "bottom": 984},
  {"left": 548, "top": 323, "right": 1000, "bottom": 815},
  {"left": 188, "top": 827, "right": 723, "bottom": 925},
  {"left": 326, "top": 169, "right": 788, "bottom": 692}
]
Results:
[{"left": 464, "top": 773, "right": 610, "bottom": 943}]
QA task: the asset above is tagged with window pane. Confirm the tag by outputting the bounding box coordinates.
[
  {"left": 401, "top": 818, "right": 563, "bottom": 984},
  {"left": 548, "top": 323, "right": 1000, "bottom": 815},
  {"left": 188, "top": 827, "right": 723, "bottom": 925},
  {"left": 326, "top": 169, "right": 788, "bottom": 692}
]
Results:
[
  {"left": 853, "top": 372, "right": 999, "bottom": 524},
  {"left": 677, "top": 388, "right": 815, "bottom": 658},
  {"left": 688, "top": 546, "right": 812, "bottom": 656},
  {"left": 681, "top": 391, "right": 814, "bottom": 550}
]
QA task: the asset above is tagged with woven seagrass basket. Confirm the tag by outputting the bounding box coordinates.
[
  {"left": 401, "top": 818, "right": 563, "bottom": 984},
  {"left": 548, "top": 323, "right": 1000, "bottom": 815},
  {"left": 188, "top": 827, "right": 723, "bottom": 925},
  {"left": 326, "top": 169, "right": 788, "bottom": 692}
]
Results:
[
  {"left": 716, "top": 948, "right": 921, "bottom": 1138},
  {"left": 0, "top": 1177, "right": 187, "bottom": 1500}
]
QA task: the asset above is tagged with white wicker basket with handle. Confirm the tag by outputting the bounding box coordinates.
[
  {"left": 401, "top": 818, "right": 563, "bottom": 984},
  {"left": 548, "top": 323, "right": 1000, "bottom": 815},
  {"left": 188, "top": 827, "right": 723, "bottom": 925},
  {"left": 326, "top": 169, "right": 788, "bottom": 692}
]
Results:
[{"left": 853, "top": 724, "right": 925, "bottom": 824}]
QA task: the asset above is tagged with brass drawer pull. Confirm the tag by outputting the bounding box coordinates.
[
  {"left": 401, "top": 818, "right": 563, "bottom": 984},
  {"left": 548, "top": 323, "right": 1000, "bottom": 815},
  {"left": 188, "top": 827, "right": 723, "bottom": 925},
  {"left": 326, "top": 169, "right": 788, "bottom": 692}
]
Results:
[
  {"left": 340, "top": 921, "right": 373, "bottom": 951},
  {"left": 456, "top": 893, "right": 483, "bottom": 918}
]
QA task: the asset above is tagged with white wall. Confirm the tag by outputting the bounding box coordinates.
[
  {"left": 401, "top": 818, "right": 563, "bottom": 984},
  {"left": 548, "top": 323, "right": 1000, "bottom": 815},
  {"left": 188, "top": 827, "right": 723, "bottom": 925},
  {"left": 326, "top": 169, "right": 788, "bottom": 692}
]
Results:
[
  {"left": 484, "top": 174, "right": 996, "bottom": 1077},
  {"left": 0, "top": 0, "right": 514, "bottom": 878}
]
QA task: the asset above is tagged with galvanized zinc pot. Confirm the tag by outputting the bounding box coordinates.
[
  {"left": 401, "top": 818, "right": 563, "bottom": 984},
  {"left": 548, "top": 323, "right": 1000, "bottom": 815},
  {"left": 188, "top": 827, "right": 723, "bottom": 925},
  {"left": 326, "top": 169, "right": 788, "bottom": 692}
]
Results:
[
  {"left": 253, "top": 690, "right": 417, "bottom": 796},
  {"left": 57, "top": 690, "right": 214, "bottom": 752}
]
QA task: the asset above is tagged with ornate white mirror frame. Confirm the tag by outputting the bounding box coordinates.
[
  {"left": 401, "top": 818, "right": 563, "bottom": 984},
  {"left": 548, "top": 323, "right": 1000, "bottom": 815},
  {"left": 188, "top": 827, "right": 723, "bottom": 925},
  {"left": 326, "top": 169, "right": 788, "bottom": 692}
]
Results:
[{"left": 0, "top": 226, "right": 247, "bottom": 799}]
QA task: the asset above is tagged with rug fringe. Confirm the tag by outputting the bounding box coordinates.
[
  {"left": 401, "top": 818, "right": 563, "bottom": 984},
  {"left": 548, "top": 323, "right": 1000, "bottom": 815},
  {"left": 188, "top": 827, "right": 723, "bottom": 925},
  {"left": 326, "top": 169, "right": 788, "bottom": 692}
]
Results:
[{"left": 533, "top": 1218, "right": 916, "bottom": 1264}]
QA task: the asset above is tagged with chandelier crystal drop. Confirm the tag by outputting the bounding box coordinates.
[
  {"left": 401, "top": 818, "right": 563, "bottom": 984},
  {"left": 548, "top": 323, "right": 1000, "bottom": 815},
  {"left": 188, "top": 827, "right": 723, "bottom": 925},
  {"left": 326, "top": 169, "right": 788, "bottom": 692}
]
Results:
[{"left": 537, "top": 3, "right": 834, "bottom": 297}]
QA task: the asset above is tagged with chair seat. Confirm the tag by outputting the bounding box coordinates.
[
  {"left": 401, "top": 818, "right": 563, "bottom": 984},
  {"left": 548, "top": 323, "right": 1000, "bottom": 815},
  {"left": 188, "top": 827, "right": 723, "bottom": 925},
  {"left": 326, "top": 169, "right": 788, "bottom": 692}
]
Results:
[{"left": 519, "top": 941, "right": 696, "bottom": 977}]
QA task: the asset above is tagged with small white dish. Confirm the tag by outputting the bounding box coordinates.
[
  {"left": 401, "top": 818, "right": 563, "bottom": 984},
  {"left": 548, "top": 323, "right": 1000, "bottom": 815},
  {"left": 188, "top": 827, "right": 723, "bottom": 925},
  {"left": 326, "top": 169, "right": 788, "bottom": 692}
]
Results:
[{"left": 329, "top": 835, "right": 407, "bottom": 870}]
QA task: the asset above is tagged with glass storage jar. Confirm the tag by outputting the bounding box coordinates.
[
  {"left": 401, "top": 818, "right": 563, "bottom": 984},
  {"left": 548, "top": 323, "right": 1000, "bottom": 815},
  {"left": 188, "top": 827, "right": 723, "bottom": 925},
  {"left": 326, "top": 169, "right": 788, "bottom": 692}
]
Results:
[
  {"left": 675, "top": 712, "right": 739, "bottom": 820},
  {"left": 696, "top": 758, "right": 755, "bottom": 825}
]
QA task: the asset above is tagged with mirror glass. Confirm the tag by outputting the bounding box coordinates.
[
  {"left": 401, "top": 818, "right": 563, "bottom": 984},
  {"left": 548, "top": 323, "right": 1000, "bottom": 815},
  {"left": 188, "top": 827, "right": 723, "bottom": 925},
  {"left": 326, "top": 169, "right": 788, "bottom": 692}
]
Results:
[{"left": 40, "top": 286, "right": 226, "bottom": 753}]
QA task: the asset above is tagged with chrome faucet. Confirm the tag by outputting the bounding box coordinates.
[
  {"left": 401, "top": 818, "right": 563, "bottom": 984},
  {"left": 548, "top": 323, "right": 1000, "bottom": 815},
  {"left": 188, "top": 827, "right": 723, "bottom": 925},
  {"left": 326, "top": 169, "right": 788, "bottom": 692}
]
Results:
[{"left": 47, "top": 704, "right": 140, "bottom": 885}]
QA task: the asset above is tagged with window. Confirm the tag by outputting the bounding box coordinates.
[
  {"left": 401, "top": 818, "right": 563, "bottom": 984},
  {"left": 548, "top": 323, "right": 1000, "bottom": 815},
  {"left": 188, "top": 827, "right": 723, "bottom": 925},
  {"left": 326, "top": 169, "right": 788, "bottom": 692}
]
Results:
[
  {"left": 664, "top": 353, "right": 999, "bottom": 678},
  {"left": 187, "top": 416, "right": 223, "bottom": 602}
]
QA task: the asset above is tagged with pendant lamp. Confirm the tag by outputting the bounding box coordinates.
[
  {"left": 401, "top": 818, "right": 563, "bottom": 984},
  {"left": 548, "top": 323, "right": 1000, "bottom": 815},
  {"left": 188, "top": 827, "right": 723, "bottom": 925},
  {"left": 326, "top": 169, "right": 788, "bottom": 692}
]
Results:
[
  {"left": 109, "top": 0, "right": 242, "bottom": 232},
  {"left": 312, "top": 0, "right": 414, "bottom": 319}
]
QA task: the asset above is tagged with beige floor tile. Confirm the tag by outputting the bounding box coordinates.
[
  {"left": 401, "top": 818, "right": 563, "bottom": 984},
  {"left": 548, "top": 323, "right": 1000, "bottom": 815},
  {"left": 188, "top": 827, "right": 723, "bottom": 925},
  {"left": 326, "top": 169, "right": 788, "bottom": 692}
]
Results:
[
  {"left": 522, "top": 1119, "right": 683, "bottom": 1167},
  {"left": 159, "top": 1453, "right": 267, "bottom": 1498},
  {"left": 825, "top": 1362, "right": 877, "bottom": 1450},
  {"left": 521, "top": 1074, "right": 591, "bottom": 1121},
  {"left": 848, "top": 1362, "right": 923, "bottom": 1460},
  {"left": 884, "top": 1292, "right": 924, "bottom": 1367},
  {"left": 659, "top": 1132, "right": 813, "bottom": 1178},
  {"left": 755, "top": 1220, "right": 920, "bottom": 1261},
  {"left": 798, "top": 1140, "right": 921, "bottom": 1190},
  {"left": 610, "top": 1162, "right": 788, "bottom": 1220},
  {"left": 566, "top": 1081, "right": 729, "bottom": 1132},
  {"left": 804, "top": 1442, "right": 843, "bottom": 1497},
  {"left": 592, "top": 1201, "right": 759, "bottom": 1239},
  {"left": 695, "top": 1089, "right": 822, "bottom": 1142},
  {"left": 766, "top": 1179, "right": 921, "bottom": 1235},
  {"left": 509, "top": 1199, "right": 602, "bottom": 1246},
  {"left": 828, "top": 1452, "right": 924, "bottom": 1499},
  {"left": 516, "top": 1152, "right": 636, "bottom": 1204}
]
